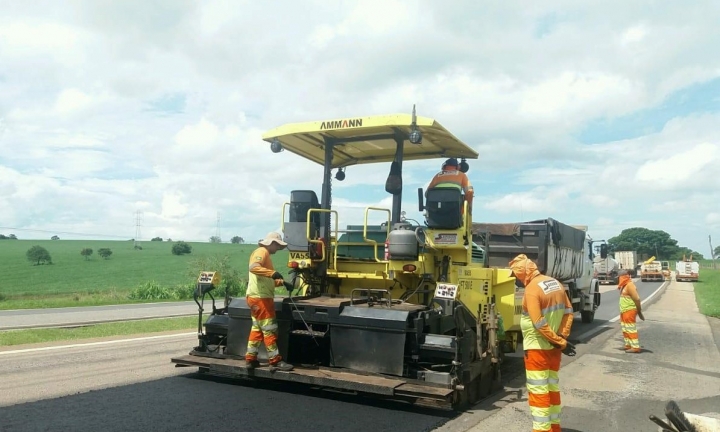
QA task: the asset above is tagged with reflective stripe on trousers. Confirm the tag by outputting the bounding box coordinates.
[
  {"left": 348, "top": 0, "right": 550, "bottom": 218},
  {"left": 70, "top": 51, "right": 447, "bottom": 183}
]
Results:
[
  {"left": 620, "top": 309, "right": 640, "bottom": 349},
  {"left": 525, "top": 349, "right": 563, "bottom": 432},
  {"left": 245, "top": 296, "right": 282, "bottom": 364}
]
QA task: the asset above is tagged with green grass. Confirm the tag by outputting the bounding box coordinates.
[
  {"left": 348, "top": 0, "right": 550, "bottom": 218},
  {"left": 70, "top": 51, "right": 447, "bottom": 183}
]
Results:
[
  {"left": 0, "top": 316, "right": 197, "bottom": 346},
  {"left": 694, "top": 268, "right": 720, "bottom": 318},
  {"left": 0, "top": 239, "right": 289, "bottom": 309}
]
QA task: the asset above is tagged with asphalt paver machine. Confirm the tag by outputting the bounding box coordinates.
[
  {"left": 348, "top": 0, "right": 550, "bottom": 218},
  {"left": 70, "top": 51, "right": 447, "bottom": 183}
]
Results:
[{"left": 172, "top": 108, "right": 524, "bottom": 409}]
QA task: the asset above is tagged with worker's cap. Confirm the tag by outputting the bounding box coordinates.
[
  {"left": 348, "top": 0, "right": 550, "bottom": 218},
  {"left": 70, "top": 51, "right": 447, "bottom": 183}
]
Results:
[
  {"left": 442, "top": 158, "right": 459, "bottom": 168},
  {"left": 258, "top": 232, "right": 287, "bottom": 248}
]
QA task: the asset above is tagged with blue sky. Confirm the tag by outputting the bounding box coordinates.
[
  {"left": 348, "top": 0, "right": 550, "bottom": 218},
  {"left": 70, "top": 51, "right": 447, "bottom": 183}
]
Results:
[{"left": 0, "top": 1, "right": 719, "bottom": 256}]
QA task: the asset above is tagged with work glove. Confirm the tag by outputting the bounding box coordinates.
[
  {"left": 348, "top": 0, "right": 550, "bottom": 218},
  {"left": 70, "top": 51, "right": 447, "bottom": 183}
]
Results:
[
  {"left": 561, "top": 341, "right": 576, "bottom": 357},
  {"left": 271, "top": 271, "right": 284, "bottom": 280},
  {"left": 638, "top": 311, "right": 645, "bottom": 321}
]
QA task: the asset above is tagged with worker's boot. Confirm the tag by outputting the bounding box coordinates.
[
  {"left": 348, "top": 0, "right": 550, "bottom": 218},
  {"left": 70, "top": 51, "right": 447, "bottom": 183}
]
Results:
[
  {"left": 245, "top": 359, "right": 260, "bottom": 369},
  {"left": 269, "top": 361, "right": 294, "bottom": 372}
]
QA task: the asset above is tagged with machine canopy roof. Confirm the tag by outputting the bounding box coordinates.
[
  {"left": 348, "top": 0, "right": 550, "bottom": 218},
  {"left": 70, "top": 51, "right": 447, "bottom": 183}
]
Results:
[{"left": 262, "top": 113, "right": 479, "bottom": 168}]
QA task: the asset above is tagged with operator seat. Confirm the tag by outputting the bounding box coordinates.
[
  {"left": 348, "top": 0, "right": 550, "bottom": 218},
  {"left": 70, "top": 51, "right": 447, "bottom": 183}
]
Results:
[
  {"left": 425, "top": 187, "right": 464, "bottom": 229},
  {"left": 285, "top": 190, "right": 321, "bottom": 253}
]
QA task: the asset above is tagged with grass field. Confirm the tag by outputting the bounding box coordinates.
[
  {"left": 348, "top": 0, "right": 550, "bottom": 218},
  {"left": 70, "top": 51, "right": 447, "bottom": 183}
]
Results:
[
  {"left": 694, "top": 268, "right": 720, "bottom": 318},
  {"left": 0, "top": 239, "right": 289, "bottom": 309}
]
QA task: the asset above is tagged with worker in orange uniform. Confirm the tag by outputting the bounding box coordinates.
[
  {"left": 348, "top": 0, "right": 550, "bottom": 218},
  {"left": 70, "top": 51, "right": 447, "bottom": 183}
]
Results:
[
  {"left": 510, "top": 254, "right": 576, "bottom": 432},
  {"left": 426, "top": 158, "right": 474, "bottom": 214},
  {"left": 617, "top": 269, "right": 644, "bottom": 353},
  {"left": 245, "top": 232, "right": 294, "bottom": 371}
]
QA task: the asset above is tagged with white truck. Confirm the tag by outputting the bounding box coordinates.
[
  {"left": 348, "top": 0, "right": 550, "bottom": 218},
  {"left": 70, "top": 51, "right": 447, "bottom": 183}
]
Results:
[
  {"left": 473, "top": 218, "right": 601, "bottom": 323},
  {"left": 593, "top": 255, "right": 619, "bottom": 285},
  {"left": 675, "top": 260, "right": 700, "bottom": 282},
  {"left": 641, "top": 261, "right": 664, "bottom": 282},
  {"left": 614, "top": 250, "right": 638, "bottom": 277}
]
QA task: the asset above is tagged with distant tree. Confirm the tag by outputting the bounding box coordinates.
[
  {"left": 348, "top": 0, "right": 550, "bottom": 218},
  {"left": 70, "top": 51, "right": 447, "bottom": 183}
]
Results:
[
  {"left": 0, "top": 234, "right": 6, "bottom": 239},
  {"left": 608, "top": 227, "right": 680, "bottom": 260},
  {"left": 51, "top": 235, "right": 60, "bottom": 240},
  {"left": 81, "top": 248, "right": 94, "bottom": 260},
  {"left": 172, "top": 241, "right": 192, "bottom": 255},
  {"left": 166, "top": 238, "right": 172, "bottom": 242},
  {"left": 714, "top": 245, "right": 720, "bottom": 259},
  {"left": 231, "top": 236, "right": 245, "bottom": 244},
  {"left": 98, "top": 248, "right": 113, "bottom": 259},
  {"left": 209, "top": 236, "right": 222, "bottom": 243},
  {"left": 673, "top": 247, "right": 704, "bottom": 261},
  {"left": 8, "top": 234, "right": 17, "bottom": 240},
  {"left": 26, "top": 246, "right": 52, "bottom": 265},
  {"left": 151, "top": 237, "right": 163, "bottom": 241}
]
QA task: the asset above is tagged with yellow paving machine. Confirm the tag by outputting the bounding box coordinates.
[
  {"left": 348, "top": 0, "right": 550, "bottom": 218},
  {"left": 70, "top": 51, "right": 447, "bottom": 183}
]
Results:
[{"left": 171, "top": 108, "right": 598, "bottom": 409}]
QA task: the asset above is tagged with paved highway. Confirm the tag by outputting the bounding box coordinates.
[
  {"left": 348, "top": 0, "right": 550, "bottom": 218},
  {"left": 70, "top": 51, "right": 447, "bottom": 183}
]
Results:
[
  {"left": 568, "top": 278, "right": 666, "bottom": 341},
  {"left": 0, "top": 301, "right": 197, "bottom": 330},
  {"left": 0, "top": 279, "right": 666, "bottom": 432},
  {"left": 0, "top": 278, "right": 661, "bottom": 331},
  {"left": 0, "top": 333, "right": 453, "bottom": 432}
]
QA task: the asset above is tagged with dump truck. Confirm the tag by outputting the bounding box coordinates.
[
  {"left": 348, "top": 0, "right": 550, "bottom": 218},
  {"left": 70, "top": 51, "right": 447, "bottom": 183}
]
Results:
[
  {"left": 614, "top": 250, "right": 638, "bottom": 277},
  {"left": 472, "top": 220, "right": 601, "bottom": 324},
  {"left": 593, "top": 255, "right": 619, "bottom": 285},
  {"left": 170, "top": 108, "right": 588, "bottom": 410},
  {"left": 675, "top": 256, "right": 700, "bottom": 282},
  {"left": 640, "top": 256, "right": 663, "bottom": 282}
]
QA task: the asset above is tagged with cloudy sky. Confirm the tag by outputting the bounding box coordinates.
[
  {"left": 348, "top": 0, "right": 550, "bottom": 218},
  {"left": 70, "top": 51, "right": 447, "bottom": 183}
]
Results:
[{"left": 1, "top": 0, "right": 719, "bottom": 255}]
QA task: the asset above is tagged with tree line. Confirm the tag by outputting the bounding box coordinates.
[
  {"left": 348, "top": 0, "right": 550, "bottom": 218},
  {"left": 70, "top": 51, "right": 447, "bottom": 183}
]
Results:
[{"left": 608, "top": 227, "right": 710, "bottom": 261}]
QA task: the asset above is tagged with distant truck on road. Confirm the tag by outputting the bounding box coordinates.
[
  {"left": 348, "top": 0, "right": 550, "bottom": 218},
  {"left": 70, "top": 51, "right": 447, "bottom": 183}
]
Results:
[
  {"left": 640, "top": 257, "right": 664, "bottom": 282},
  {"left": 614, "top": 250, "right": 638, "bottom": 277},
  {"left": 676, "top": 257, "right": 700, "bottom": 282},
  {"left": 593, "top": 255, "right": 619, "bottom": 285}
]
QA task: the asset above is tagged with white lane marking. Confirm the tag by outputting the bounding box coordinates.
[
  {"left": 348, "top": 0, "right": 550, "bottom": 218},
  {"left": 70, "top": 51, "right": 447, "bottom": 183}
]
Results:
[
  {"left": 0, "top": 332, "right": 196, "bottom": 356},
  {"left": 574, "top": 280, "right": 669, "bottom": 341}
]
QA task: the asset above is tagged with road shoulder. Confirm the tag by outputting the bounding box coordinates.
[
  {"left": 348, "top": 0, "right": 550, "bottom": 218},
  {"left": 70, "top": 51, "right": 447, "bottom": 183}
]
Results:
[{"left": 450, "top": 279, "right": 720, "bottom": 432}]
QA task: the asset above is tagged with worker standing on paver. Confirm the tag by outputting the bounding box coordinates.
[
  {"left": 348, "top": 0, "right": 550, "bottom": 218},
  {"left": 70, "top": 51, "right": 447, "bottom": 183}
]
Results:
[
  {"left": 618, "top": 269, "right": 644, "bottom": 353},
  {"left": 510, "top": 254, "right": 576, "bottom": 432},
  {"left": 245, "top": 232, "right": 294, "bottom": 371}
]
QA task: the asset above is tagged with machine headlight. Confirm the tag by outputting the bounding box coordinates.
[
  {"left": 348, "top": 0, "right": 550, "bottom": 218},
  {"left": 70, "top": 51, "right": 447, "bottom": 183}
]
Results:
[
  {"left": 270, "top": 138, "right": 284, "bottom": 153},
  {"left": 409, "top": 128, "right": 422, "bottom": 144}
]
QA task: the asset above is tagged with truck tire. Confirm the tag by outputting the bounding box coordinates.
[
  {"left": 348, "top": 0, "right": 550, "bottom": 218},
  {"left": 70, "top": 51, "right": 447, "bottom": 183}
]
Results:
[{"left": 581, "top": 310, "right": 595, "bottom": 323}]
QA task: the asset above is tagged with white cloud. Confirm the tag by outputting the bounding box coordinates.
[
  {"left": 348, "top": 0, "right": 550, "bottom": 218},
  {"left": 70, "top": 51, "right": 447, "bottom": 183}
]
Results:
[
  {"left": 54, "top": 89, "right": 94, "bottom": 115},
  {"left": 1, "top": 1, "right": 720, "bottom": 254}
]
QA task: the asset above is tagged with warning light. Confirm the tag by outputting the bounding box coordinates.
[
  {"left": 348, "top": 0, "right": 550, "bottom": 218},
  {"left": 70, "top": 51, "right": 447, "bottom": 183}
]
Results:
[{"left": 402, "top": 264, "right": 417, "bottom": 272}]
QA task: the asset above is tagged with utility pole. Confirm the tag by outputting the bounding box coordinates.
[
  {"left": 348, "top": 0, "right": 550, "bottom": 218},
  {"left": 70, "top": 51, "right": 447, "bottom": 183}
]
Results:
[
  {"left": 216, "top": 211, "right": 221, "bottom": 242},
  {"left": 134, "top": 211, "right": 143, "bottom": 249},
  {"left": 710, "top": 235, "right": 716, "bottom": 270}
]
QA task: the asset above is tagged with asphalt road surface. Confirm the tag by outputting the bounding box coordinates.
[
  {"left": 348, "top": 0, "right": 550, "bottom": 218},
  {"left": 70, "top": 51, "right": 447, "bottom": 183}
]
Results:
[
  {"left": 0, "top": 280, "right": 665, "bottom": 432},
  {"left": 0, "top": 301, "right": 197, "bottom": 330},
  {"left": 568, "top": 279, "right": 666, "bottom": 341},
  {"left": 0, "top": 334, "right": 453, "bottom": 432}
]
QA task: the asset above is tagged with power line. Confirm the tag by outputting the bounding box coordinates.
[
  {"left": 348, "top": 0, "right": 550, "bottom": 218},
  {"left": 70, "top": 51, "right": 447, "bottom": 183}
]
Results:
[{"left": 0, "top": 226, "right": 132, "bottom": 239}]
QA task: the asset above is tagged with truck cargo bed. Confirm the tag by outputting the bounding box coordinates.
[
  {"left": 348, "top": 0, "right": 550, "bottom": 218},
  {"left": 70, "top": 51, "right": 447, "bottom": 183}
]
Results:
[{"left": 473, "top": 218, "right": 586, "bottom": 281}]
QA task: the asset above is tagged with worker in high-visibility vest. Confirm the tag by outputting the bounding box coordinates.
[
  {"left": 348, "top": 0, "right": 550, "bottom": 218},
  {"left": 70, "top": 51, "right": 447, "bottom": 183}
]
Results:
[
  {"left": 245, "top": 232, "right": 294, "bottom": 371},
  {"left": 617, "top": 269, "right": 644, "bottom": 353},
  {"left": 425, "top": 158, "right": 474, "bottom": 214},
  {"left": 510, "top": 254, "right": 576, "bottom": 432}
]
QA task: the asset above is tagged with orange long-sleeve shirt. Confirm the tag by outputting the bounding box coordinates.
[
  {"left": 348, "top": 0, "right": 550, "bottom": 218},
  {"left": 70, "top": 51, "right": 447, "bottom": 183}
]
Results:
[{"left": 246, "top": 247, "right": 283, "bottom": 298}]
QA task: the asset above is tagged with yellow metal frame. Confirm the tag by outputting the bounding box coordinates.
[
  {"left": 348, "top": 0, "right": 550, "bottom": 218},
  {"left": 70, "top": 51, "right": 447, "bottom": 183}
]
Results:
[
  {"left": 306, "top": 208, "right": 338, "bottom": 263},
  {"left": 363, "top": 207, "right": 391, "bottom": 263}
]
